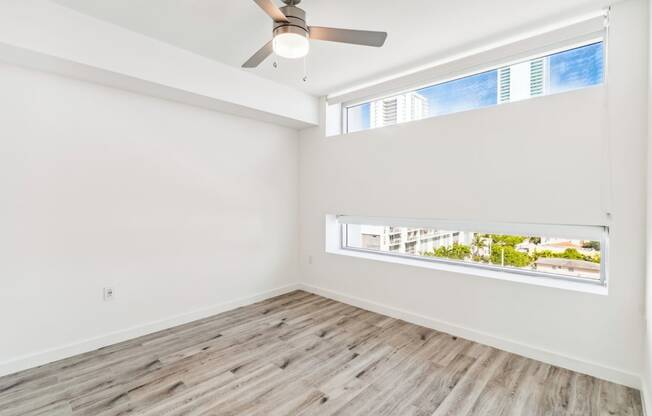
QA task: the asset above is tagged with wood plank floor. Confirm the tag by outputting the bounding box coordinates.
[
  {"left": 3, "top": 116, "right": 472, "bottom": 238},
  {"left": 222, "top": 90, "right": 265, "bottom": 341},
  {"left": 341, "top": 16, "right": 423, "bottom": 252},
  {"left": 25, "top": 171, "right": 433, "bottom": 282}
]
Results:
[{"left": 0, "top": 290, "right": 643, "bottom": 416}]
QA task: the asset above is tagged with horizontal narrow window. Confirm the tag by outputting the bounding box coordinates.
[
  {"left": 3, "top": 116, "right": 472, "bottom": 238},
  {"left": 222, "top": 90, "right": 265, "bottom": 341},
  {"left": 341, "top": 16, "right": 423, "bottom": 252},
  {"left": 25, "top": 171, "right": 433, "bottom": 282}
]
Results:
[
  {"left": 345, "top": 41, "right": 604, "bottom": 134},
  {"left": 337, "top": 216, "right": 607, "bottom": 285}
]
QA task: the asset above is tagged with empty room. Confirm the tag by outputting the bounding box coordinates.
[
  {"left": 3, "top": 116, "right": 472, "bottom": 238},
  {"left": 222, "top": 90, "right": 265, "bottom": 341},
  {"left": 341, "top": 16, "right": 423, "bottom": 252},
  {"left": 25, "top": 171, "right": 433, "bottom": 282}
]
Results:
[{"left": 1, "top": 0, "right": 651, "bottom": 414}]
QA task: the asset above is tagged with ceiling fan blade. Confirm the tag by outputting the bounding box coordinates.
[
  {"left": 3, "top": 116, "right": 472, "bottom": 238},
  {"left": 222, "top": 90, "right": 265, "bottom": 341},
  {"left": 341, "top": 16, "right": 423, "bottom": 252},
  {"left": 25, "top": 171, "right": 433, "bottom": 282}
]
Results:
[
  {"left": 253, "top": 0, "right": 289, "bottom": 23},
  {"left": 242, "top": 40, "right": 274, "bottom": 68},
  {"left": 309, "top": 26, "right": 387, "bottom": 47}
]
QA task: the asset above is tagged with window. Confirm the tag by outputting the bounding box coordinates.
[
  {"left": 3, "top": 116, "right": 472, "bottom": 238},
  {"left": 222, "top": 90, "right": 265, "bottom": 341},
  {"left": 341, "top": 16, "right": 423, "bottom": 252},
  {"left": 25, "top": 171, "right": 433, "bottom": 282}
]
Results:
[
  {"left": 345, "top": 41, "right": 604, "bottom": 133},
  {"left": 337, "top": 217, "right": 607, "bottom": 285}
]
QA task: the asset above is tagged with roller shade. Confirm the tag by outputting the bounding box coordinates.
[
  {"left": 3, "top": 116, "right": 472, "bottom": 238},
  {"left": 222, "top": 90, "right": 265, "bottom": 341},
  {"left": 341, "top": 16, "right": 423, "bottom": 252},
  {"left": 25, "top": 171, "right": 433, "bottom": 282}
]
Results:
[{"left": 328, "top": 13, "right": 606, "bottom": 106}]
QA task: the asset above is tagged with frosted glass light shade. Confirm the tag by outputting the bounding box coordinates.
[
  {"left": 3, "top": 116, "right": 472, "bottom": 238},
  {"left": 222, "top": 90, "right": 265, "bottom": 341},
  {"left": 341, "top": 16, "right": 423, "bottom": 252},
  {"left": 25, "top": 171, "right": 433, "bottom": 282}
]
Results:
[{"left": 273, "top": 32, "right": 310, "bottom": 59}]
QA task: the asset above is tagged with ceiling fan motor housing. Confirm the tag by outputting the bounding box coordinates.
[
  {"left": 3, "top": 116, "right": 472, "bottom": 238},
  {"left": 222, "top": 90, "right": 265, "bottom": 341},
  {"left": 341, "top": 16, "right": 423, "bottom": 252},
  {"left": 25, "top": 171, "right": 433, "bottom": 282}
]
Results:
[{"left": 274, "top": 6, "right": 309, "bottom": 40}]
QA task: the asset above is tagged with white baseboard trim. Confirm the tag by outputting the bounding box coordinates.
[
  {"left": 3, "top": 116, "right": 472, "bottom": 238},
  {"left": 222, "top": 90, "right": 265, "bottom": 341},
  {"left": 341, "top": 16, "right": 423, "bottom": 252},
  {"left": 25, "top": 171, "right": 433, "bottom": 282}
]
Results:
[
  {"left": 2, "top": 282, "right": 643, "bottom": 395},
  {"left": 642, "top": 379, "right": 650, "bottom": 416},
  {"left": 0, "top": 284, "right": 301, "bottom": 378},
  {"left": 299, "top": 283, "right": 642, "bottom": 390}
]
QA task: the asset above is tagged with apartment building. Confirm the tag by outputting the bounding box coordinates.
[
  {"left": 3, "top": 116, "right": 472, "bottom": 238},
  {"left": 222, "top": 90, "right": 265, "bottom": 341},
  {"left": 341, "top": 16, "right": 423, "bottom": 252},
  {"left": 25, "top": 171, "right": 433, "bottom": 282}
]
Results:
[
  {"left": 370, "top": 91, "right": 429, "bottom": 128},
  {"left": 349, "top": 225, "right": 472, "bottom": 255}
]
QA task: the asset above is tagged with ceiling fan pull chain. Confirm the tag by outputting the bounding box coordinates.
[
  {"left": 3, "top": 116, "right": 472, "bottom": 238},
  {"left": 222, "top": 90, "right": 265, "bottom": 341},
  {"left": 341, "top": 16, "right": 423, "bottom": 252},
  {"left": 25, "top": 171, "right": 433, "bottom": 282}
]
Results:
[{"left": 302, "top": 56, "right": 308, "bottom": 82}]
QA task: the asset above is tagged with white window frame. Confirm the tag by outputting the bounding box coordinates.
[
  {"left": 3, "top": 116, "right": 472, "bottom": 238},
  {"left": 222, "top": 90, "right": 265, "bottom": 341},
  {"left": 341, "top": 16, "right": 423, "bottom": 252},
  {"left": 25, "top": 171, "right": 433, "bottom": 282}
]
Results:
[{"left": 326, "top": 215, "right": 608, "bottom": 294}]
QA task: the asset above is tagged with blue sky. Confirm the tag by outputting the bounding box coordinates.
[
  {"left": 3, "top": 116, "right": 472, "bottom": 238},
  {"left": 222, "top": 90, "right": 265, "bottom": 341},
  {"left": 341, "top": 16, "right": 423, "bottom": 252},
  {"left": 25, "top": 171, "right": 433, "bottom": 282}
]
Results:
[
  {"left": 419, "top": 70, "right": 497, "bottom": 116},
  {"left": 348, "top": 42, "right": 604, "bottom": 132},
  {"left": 549, "top": 42, "right": 604, "bottom": 92}
]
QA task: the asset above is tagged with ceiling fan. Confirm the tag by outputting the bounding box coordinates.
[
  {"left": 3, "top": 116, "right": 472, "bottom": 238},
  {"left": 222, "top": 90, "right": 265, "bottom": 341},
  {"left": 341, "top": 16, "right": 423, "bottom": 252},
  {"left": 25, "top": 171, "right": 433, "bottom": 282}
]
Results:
[{"left": 243, "top": 0, "right": 388, "bottom": 68}]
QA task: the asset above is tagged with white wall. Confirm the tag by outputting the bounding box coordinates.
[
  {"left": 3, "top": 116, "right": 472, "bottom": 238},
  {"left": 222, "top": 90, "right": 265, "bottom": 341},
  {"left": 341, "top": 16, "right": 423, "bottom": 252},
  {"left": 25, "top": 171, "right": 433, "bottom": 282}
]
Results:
[
  {"left": 0, "top": 0, "right": 319, "bottom": 128},
  {"left": 299, "top": 0, "right": 647, "bottom": 388},
  {"left": 644, "top": 0, "right": 652, "bottom": 411},
  {"left": 0, "top": 62, "right": 300, "bottom": 375}
]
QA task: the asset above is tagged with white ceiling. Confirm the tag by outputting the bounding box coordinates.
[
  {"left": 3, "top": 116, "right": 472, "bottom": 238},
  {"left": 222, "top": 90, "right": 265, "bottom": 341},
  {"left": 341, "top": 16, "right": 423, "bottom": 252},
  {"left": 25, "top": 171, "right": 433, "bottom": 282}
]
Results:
[{"left": 53, "top": 0, "right": 609, "bottom": 97}]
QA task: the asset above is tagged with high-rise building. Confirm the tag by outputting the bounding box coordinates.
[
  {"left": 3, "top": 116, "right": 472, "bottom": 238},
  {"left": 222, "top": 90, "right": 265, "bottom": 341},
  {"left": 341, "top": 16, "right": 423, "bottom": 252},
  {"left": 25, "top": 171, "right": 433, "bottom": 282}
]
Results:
[
  {"left": 498, "top": 57, "right": 549, "bottom": 103},
  {"left": 351, "top": 225, "right": 472, "bottom": 256},
  {"left": 370, "top": 91, "right": 428, "bottom": 128}
]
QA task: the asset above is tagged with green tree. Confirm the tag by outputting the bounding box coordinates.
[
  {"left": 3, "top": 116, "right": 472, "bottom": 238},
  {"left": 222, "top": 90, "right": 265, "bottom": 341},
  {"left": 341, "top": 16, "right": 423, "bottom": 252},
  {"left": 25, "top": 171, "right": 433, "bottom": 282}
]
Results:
[
  {"left": 489, "top": 235, "right": 525, "bottom": 247},
  {"left": 490, "top": 245, "right": 531, "bottom": 267},
  {"left": 426, "top": 243, "right": 471, "bottom": 260},
  {"left": 536, "top": 248, "right": 600, "bottom": 264},
  {"left": 559, "top": 248, "right": 584, "bottom": 260},
  {"left": 582, "top": 241, "right": 600, "bottom": 251},
  {"left": 472, "top": 234, "right": 486, "bottom": 258}
]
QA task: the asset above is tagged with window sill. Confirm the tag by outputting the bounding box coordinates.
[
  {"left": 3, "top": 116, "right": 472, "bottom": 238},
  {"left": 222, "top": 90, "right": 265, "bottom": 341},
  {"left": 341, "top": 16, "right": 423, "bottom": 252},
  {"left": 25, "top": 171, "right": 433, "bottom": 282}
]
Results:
[{"left": 326, "top": 247, "right": 608, "bottom": 296}]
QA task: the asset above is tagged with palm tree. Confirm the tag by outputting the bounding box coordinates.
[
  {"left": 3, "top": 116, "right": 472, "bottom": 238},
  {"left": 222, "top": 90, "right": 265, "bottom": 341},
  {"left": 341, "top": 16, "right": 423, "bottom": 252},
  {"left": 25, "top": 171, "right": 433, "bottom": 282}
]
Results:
[
  {"left": 472, "top": 234, "right": 486, "bottom": 259},
  {"left": 529, "top": 236, "right": 541, "bottom": 257}
]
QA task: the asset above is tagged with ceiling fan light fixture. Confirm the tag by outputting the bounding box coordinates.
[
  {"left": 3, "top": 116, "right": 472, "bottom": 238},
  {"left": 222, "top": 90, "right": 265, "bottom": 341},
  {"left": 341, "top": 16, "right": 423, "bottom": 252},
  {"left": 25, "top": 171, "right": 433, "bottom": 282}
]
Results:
[
  {"left": 243, "top": 0, "right": 387, "bottom": 68},
  {"left": 272, "top": 27, "right": 309, "bottom": 59}
]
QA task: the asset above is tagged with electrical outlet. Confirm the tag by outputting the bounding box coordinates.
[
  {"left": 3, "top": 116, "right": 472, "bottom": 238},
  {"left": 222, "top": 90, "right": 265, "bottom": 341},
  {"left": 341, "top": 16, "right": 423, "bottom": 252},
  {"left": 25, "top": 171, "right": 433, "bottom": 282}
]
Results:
[
  {"left": 308, "top": 255, "right": 313, "bottom": 265},
  {"left": 103, "top": 287, "right": 115, "bottom": 301}
]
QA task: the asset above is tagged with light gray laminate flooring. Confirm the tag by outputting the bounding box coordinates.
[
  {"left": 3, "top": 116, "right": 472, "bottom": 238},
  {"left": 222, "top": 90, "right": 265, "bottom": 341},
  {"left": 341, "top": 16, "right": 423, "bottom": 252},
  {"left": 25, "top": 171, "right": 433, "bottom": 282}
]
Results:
[{"left": 0, "top": 291, "right": 643, "bottom": 415}]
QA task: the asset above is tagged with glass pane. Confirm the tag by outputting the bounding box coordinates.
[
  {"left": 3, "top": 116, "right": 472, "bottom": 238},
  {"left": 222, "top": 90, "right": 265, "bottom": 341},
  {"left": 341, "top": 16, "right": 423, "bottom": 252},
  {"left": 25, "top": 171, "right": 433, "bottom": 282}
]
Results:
[
  {"left": 418, "top": 70, "right": 498, "bottom": 117},
  {"left": 346, "top": 102, "right": 371, "bottom": 133},
  {"left": 345, "top": 41, "right": 604, "bottom": 133},
  {"left": 345, "top": 225, "right": 602, "bottom": 280},
  {"left": 549, "top": 42, "right": 604, "bottom": 93}
]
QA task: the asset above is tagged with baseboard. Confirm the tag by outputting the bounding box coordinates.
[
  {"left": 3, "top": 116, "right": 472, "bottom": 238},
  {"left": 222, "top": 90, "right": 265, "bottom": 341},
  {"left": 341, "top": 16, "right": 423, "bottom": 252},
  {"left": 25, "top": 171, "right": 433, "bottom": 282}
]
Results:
[
  {"left": 2, "top": 281, "right": 642, "bottom": 393},
  {"left": 642, "top": 378, "right": 651, "bottom": 416},
  {"left": 0, "top": 284, "right": 301, "bottom": 378},
  {"left": 298, "top": 283, "right": 641, "bottom": 389}
]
